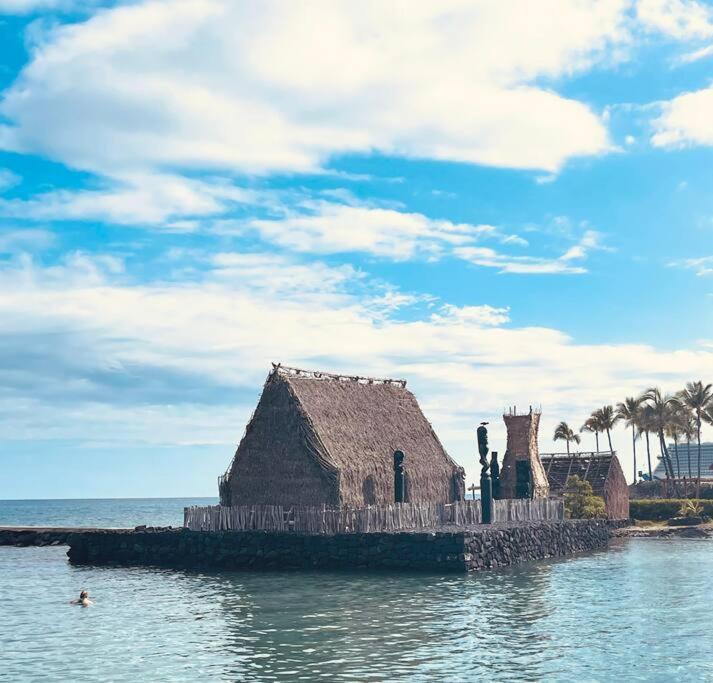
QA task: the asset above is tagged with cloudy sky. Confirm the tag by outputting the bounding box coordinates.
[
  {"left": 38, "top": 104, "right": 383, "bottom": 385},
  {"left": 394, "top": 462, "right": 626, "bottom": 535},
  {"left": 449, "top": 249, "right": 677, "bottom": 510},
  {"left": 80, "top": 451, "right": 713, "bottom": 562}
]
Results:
[{"left": 1, "top": 0, "right": 712, "bottom": 499}]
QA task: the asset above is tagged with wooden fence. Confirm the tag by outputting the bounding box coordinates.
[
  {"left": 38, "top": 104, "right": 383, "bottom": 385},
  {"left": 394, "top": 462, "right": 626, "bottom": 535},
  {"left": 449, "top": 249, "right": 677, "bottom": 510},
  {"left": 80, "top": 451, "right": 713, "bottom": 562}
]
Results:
[
  {"left": 184, "top": 498, "right": 564, "bottom": 534},
  {"left": 492, "top": 498, "right": 564, "bottom": 523}
]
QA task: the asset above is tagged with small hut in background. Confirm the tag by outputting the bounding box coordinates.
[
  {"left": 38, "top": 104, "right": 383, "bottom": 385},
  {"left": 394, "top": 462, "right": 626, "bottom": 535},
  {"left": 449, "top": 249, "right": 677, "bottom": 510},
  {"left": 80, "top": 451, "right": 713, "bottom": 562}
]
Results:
[
  {"left": 540, "top": 452, "right": 629, "bottom": 519},
  {"left": 220, "top": 364, "right": 465, "bottom": 508},
  {"left": 500, "top": 407, "right": 550, "bottom": 499}
]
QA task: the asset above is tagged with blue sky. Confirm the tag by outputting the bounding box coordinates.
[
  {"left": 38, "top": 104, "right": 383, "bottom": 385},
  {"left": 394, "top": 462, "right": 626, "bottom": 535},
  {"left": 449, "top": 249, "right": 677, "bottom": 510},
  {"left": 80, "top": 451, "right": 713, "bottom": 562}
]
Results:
[{"left": 1, "top": 0, "right": 712, "bottom": 499}]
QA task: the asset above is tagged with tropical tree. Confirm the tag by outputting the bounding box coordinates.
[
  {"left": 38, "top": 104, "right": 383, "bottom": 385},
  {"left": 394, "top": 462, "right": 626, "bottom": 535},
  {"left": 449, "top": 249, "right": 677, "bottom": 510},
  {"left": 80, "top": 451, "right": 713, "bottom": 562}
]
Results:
[
  {"left": 703, "top": 404, "right": 713, "bottom": 428},
  {"left": 681, "top": 410, "right": 696, "bottom": 487},
  {"left": 591, "top": 405, "right": 616, "bottom": 455},
  {"left": 678, "top": 381, "right": 713, "bottom": 496},
  {"left": 554, "top": 421, "right": 581, "bottom": 456},
  {"left": 642, "top": 387, "right": 679, "bottom": 493},
  {"left": 664, "top": 408, "right": 683, "bottom": 479},
  {"left": 616, "top": 396, "right": 642, "bottom": 483},
  {"left": 564, "top": 475, "right": 606, "bottom": 519},
  {"left": 580, "top": 416, "right": 600, "bottom": 453},
  {"left": 636, "top": 402, "right": 655, "bottom": 482}
]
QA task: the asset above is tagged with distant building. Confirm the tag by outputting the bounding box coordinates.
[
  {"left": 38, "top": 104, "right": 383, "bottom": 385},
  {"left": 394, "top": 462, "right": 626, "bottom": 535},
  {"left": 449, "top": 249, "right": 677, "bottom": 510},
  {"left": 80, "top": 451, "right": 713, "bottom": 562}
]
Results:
[
  {"left": 220, "top": 364, "right": 465, "bottom": 507},
  {"left": 652, "top": 442, "right": 713, "bottom": 480},
  {"left": 540, "top": 452, "right": 629, "bottom": 520}
]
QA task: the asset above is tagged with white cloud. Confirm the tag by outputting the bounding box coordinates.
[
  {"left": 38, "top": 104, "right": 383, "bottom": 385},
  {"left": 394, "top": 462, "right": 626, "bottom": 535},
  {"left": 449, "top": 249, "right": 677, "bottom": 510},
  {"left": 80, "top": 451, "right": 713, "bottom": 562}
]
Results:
[
  {"left": 454, "top": 246, "right": 586, "bottom": 274},
  {"left": 0, "top": 250, "right": 711, "bottom": 482},
  {"left": 454, "top": 231, "right": 608, "bottom": 274},
  {"left": 652, "top": 86, "right": 713, "bottom": 147},
  {"left": 431, "top": 304, "right": 510, "bottom": 327},
  {"left": 0, "top": 0, "right": 625, "bottom": 176},
  {"left": 209, "top": 252, "right": 361, "bottom": 297},
  {"left": 0, "top": 228, "right": 55, "bottom": 253},
  {"left": 637, "top": 0, "right": 713, "bottom": 39},
  {"left": 0, "top": 0, "right": 69, "bottom": 12},
  {"left": 243, "top": 202, "right": 498, "bottom": 260},
  {"left": 673, "top": 42, "right": 713, "bottom": 63},
  {"left": 669, "top": 255, "right": 713, "bottom": 276},
  {"left": 0, "top": 169, "right": 21, "bottom": 192},
  {"left": 0, "top": 173, "right": 254, "bottom": 227},
  {"left": 0, "top": 182, "right": 605, "bottom": 274}
]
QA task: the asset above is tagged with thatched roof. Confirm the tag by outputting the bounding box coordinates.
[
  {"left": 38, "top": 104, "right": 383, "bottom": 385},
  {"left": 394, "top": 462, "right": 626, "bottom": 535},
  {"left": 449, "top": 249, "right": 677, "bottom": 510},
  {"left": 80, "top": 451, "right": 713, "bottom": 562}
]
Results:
[
  {"left": 223, "top": 364, "right": 463, "bottom": 506},
  {"left": 540, "top": 452, "right": 629, "bottom": 519},
  {"left": 540, "top": 453, "right": 618, "bottom": 497}
]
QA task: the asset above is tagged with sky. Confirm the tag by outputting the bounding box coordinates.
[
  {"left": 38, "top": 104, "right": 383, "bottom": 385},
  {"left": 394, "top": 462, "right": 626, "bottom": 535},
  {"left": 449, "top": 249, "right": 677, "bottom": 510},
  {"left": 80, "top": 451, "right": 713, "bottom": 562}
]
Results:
[{"left": 1, "top": 0, "right": 712, "bottom": 499}]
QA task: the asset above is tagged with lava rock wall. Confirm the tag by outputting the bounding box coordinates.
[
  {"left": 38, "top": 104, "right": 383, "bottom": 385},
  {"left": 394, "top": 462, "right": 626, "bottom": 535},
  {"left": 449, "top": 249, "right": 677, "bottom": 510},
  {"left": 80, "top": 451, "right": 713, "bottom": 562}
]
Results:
[{"left": 66, "top": 520, "right": 622, "bottom": 573}]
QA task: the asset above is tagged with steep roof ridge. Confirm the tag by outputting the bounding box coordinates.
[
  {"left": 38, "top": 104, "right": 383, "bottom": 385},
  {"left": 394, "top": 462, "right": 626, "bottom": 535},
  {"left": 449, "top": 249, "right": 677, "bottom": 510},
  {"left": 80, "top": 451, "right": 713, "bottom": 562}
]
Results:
[{"left": 272, "top": 362, "right": 407, "bottom": 388}]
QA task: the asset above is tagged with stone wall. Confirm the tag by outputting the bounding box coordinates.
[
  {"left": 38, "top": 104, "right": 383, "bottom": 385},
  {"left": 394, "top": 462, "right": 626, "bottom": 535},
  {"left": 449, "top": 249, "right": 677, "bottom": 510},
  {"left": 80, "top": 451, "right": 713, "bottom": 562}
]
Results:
[
  {"left": 0, "top": 529, "right": 74, "bottom": 546},
  {"left": 66, "top": 520, "right": 621, "bottom": 573}
]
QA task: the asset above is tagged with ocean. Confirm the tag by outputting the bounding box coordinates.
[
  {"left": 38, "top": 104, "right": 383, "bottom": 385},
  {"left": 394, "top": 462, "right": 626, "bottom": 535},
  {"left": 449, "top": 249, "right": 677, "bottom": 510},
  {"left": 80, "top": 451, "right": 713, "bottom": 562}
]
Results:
[
  {"left": 1, "top": 498, "right": 712, "bottom": 682},
  {"left": 0, "top": 497, "right": 217, "bottom": 529}
]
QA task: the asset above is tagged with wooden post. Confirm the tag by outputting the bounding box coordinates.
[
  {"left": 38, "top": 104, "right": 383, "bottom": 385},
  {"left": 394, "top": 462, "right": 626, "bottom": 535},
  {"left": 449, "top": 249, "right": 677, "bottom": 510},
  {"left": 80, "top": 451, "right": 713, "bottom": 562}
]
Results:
[{"left": 478, "top": 423, "right": 493, "bottom": 524}]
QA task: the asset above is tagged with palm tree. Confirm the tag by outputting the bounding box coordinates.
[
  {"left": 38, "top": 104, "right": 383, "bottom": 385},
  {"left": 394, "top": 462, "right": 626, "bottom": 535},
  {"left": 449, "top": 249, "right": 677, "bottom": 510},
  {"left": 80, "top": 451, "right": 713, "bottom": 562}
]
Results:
[
  {"left": 679, "top": 381, "right": 713, "bottom": 497},
  {"left": 635, "top": 402, "right": 654, "bottom": 482},
  {"left": 616, "top": 396, "right": 642, "bottom": 483},
  {"left": 681, "top": 410, "right": 696, "bottom": 488},
  {"left": 554, "top": 421, "right": 581, "bottom": 456},
  {"left": 592, "top": 405, "right": 616, "bottom": 455},
  {"left": 643, "top": 387, "right": 679, "bottom": 493},
  {"left": 703, "top": 404, "right": 713, "bottom": 428},
  {"left": 580, "top": 417, "right": 600, "bottom": 453},
  {"left": 664, "top": 406, "right": 684, "bottom": 479}
]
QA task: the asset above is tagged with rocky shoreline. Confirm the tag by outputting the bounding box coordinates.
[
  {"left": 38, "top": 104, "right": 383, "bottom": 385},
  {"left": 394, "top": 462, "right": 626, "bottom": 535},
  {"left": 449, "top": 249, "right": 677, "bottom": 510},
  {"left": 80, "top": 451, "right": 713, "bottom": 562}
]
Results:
[{"left": 612, "top": 524, "right": 713, "bottom": 539}]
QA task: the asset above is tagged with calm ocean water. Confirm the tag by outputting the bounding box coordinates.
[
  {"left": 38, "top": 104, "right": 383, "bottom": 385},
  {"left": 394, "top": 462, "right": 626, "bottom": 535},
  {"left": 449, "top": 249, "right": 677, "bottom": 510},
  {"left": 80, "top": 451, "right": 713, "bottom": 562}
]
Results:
[
  {"left": 1, "top": 500, "right": 712, "bottom": 682},
  {"left": 0, "top": 497, "right": 217, "bottom": 528}
]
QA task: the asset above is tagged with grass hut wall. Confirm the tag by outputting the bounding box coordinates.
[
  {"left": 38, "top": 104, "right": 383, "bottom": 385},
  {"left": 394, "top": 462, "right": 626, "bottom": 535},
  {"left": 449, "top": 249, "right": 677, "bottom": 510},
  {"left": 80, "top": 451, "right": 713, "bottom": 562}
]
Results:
[
  {"left": 221, "top": 365, "right": 466, "bottom": 508},
  {"left": 540, "top": 453, "right": 630, "bottom": 520}
]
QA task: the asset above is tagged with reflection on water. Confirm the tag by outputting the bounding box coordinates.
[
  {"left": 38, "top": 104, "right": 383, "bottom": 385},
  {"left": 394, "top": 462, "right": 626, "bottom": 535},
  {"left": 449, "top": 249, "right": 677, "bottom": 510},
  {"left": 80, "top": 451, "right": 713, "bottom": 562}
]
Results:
[{"left": 1, "top": 539, "right": 712, "bottom": 682}]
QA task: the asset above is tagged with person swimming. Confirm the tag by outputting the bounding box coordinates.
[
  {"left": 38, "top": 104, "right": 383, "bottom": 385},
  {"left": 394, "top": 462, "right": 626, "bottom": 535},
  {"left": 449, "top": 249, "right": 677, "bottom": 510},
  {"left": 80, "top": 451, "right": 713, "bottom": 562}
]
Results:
[{"left": 71, "top": 590, "right": 94, "bottom": 606}]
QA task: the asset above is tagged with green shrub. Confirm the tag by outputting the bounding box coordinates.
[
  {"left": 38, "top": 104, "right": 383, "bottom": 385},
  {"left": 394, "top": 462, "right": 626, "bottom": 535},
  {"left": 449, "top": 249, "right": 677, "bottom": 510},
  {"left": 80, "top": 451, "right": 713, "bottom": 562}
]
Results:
[
  {"left": 564, "top": 475, "right": 606, "bottom": 519},
  {"left": 630, "top": 499, "right": 713, "bottom": 521}
]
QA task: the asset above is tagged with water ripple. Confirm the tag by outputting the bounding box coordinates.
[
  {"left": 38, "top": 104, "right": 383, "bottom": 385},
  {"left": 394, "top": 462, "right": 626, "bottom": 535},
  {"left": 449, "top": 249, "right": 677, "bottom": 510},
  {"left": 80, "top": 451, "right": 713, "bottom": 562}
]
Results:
[{"left": 1, "top": 539, "right": 712, "bottom": 681}]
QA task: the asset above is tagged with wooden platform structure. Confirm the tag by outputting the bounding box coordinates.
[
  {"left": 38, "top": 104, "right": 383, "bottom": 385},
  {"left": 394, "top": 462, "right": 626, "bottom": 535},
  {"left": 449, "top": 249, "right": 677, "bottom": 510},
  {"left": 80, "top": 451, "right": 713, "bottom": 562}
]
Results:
[{"left": 540, "top": 452, "right": 629, "bottom": 519}]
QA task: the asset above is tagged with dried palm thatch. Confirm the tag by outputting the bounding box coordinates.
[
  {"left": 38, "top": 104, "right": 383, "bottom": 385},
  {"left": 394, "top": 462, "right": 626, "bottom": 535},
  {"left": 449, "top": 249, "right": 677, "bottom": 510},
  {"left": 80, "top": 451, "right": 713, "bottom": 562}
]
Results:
[
  {"left": 222, "top": 364, "right": 465, "bottom": 507},
  {"left": 540, "top": 452, "right": 629, "bottom": 519}
]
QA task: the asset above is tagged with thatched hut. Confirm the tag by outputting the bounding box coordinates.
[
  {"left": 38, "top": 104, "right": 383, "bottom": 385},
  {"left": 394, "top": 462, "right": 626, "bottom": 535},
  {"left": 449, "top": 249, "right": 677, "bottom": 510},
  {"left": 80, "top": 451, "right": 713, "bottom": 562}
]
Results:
[
  {"left": 220, "top": 364, "right": 465, "bottom": 507},
  {"left": 540, "top": 452, "right": 629, "bottom": 519}
]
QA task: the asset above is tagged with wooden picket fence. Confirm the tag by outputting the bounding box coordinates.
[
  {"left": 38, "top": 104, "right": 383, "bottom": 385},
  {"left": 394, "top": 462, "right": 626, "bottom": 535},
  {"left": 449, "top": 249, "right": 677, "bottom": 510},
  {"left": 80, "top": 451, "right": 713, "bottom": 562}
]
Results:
[
  {"left": 492, "top": 497, "right": 564, "bottom": 523},
  {"left": 184, "top": 497, "right": 563, "bottom": 534}
]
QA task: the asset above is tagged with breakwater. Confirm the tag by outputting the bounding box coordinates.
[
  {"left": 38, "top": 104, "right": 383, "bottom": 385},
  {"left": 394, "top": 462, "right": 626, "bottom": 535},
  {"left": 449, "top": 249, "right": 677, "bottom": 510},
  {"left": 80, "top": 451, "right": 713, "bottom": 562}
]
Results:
[
  {"left": 0, "top": 527, "right": 129, "bottom": 547},
  {"left": 64, "top": 520, "right": 621, "bottom": 572}
]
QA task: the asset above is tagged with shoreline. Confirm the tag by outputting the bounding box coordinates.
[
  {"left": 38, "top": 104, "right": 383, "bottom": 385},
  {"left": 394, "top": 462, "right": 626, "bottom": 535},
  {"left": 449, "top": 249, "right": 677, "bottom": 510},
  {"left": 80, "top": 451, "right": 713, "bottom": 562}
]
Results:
[{"left": 612, "top": 523, "right": 713, "bottom": 539}]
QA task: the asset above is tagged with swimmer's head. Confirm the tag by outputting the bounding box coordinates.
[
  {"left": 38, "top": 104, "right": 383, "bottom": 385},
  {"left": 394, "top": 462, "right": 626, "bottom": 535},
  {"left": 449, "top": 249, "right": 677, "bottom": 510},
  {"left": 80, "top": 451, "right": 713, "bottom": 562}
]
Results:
[{"left": 80, "top": 590, "right": 89, "bottom": 600}]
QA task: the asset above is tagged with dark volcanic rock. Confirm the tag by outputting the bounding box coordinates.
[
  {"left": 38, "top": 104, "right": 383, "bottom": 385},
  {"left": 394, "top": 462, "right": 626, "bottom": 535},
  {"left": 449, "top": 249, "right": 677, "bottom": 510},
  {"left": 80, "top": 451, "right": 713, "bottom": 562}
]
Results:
[{"left": 65, "top": 520, "right": 622, "bottom": 573}]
